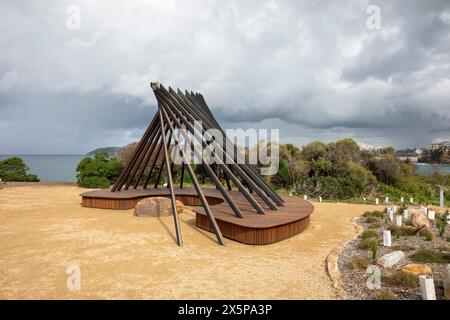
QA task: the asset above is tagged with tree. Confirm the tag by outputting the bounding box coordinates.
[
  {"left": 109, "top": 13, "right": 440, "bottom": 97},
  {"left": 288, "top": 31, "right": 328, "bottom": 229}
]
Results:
[
  {"left": 326, "top": 138, "right": 360, "bottom": 164},
  {"left": 300, "top": 141, "right": 327, "bottom": 161},
  {"left": 0, "top": 157, "right": 39, "bottom": 182},
  {"left": 76, "top": 152, "right": 122, "bottom": 188}
]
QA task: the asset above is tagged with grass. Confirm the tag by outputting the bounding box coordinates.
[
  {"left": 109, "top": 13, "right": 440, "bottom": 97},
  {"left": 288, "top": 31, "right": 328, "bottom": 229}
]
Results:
[
  {"left": 391, "top": 244, "right": 415, "bottom": 251},
  {"left": 351, "top": 255, "right": 371, "bottom": 270},
  {"left": 383, "top": 271, "right": 418, "bottom": 288},
  {"left": 365, "top": 216, "right": 379, "bottom": 223},
  {"left": 387, "top": 224, "right": 417, "bottom": 237},
  {"left": 409, "top": 249, "right": 450, "bottom": 263},
  {"left": 362, "top": 229, "right": 378, "bottom": 240},
  {"left": 375, "top": 290, "right": 398, "bottom": 300},
  {"left": 358, "top": 238, "right": 378, "bottom": 250},
  {"left": 370, "top": 221, "right": 382, "bottom": 229},
  {"left": 363, "top": 211, "right": 385, "bottom": 218}
]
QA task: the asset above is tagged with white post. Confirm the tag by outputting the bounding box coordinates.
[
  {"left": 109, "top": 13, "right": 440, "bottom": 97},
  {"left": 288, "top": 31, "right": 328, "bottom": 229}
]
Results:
[
  {"left": 410, "top": 197, "right": 414, "bottom": 203},
  {"left": 383, "top": 230, "right": 392, "bottom": 247},
  {"left": 303, "top": 195, "right": 307, "bottom": 200},
  {"left": 427, "top": 210, "right": 435, "bottom": 221},
  {"left": 419, "top": 276, "right": 436, "bottom": 300},
  {"left": 375, "top": 198, "right": 379, "bottom": 205},
  {"left": 400, "top": 197, "right": 404, "bottom": 203},
  {"left": 395, "top": 215, "right": 402, "bottom": 227},
  {"left": 363, "top": 197, "right": 366, "bottom": 202},
  {"left": 319, "top": 196, "right": 322, "bottom": 203},
  {"left": 393, "top": 205, "right": 397, "bottom": 213},
  {"left": 444, "top": 264, "right": 450, "bottom": 300},
  {"left": 403, "top": 209, "right": 409, "bottom": 220},
  {"left": 440, "top": 187, "right": 445, "bottom": 212},
  {"left": 385, "top": 196, "right": 389, "bottom": 203},
  {"left": 388, "top": 208, "right": 394, "bottom": 221}
]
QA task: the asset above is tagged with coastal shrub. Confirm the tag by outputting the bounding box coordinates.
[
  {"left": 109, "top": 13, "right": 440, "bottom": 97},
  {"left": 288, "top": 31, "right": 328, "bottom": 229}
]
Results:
[
  {"left": 391, "top": 244, "right": 415, "bottom": 251},
  {"left": 376, "top": 290, "right": 398, "bottom": 300},
  {"left": 362, "top": 230, "right": 378, "bottom": 240},
  {"left": 387, "top": 224, "right": 417, "bottom": 237},
  {"left": 384, "top": 271, "right": 418, "bottom": 288},
  {"left": 76, "top": 152, "right": 122, "bottom": 189},
  {"left": 370, "top": 240, "right": 378, "bottom": 260},
  {"left": 363, "top": 211, "right": 385, "bottom": 218},
  {"left": 365, "top": 216, "right": 379, "bottom": 223},
  {"left": 370, "top": 221, "right": 382, "bottom": 229},
  {"left": 0, "top": 157, "right": 39, "bottom": 182},
  {"left": 410, "top": 249, "right": 450, "bottom": 263},
  {"left": 351, "top": 255, "right": 371, "bottom": 270},
  {"left": 358, "top": 239, "right": 377, "bottom": 250}
]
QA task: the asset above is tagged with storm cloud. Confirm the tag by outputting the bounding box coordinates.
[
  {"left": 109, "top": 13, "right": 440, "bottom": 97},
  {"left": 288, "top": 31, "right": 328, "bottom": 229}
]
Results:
[{"left": 0, "top": 0, "right": 449, "bottom": 153}]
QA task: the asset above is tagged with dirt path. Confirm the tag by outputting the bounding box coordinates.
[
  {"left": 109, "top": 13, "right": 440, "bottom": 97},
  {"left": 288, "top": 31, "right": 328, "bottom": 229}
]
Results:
[{"left": 0, "top": 185, "right": 378, "bottom": 299}]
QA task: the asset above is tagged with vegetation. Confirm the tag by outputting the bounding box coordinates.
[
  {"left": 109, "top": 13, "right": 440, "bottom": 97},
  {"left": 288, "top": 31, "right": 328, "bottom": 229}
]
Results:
[
  {"left": 0, "top": 157, "right": 39, "bottom": 182},
  {"left": 362, "top": 229, "right": 378, "bottom": 240},
  {"left": 358, "top": 238, "right": 377, "bottom": 250},
  {"left": 363, "top": 211, "right": 385, "bottom": 218},
  {"left": 263, "top": 138, "right": 450, "bottom": 203},
  {"left": 383, "top": 271, "right": 418, "bottom": 288},
  {"left": 410, "top": 249, "right": 450, "bottom": 263},
  {"left": 370, "top": 240, "right": 378, "bottom": 260},
  {"left": 375, "top": 290, "right": 398, "bottom": 300},
  {"left": 386, "top": 224, "right": 417, "bottom": 237},
  {"left": 351, "top": 255, "right": 371, "bottom": 270},
  {"left": 76, "top": 152, "right": 122, "bottom": 188}
]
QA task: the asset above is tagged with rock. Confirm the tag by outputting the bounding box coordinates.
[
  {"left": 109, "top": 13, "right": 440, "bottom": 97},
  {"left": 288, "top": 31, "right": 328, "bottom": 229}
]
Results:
[
  {"left": 377, "top": 251, "right": 405, "bottom": 268},
  {"left": 134, "top": 197, "right": 184, "bottom": 217},
  {"left": 410, "top": 212, "right": 431, "bottom": 229},
  {"left": 444, "top": 265, "right": 450, "bottom": 300},
  {"left": 416, "top": 226, "right": 436, "bottom": 240},
  {"left": 402, "top": 264, "right": 432, "bottom": 276}
]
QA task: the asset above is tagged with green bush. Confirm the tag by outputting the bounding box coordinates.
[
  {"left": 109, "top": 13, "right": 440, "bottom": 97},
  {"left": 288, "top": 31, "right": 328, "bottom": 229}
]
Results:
[
  {"left": 363, "top": 211, "right": 385, "bottom": 218},
  {"left": 362, "top": 229, "right": 378, "bottom": 240},
  {"left": 387, "top": 224, "right": 417, "bottom": 237},
  {"left": 0, "top": 157, "right": 39, "bottom": 182},
  {"left": 384, "top": 271, "right": 418, "bottom": 288},
  {"left": 376, "top": 290, "right": 398, "bottom": 300},
  {"left": 358, "top": 239, "right": 377, "bottom": 250},
  {"left": 410, "top": 249, "right": 450, "bottom": 263},
  {"left": 351, "top": 255, "right": 371, "bottom": 270},
  {"left": 76, "top": 152, "right": 122, "bottom": 189}
]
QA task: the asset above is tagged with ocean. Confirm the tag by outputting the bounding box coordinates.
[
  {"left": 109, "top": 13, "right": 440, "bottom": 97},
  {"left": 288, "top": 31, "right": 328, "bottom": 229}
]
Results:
[
  {"left": 0, "top": 155, "right": 85, "bottom": 182},
  {"left": 0, "top": 155, "right": 449, "bottom": 182}
]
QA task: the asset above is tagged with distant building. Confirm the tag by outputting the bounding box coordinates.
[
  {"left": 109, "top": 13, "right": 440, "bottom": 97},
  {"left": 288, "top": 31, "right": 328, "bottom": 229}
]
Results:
[{"left": 430, "top": 141, "right": 450, "bottom": 151}]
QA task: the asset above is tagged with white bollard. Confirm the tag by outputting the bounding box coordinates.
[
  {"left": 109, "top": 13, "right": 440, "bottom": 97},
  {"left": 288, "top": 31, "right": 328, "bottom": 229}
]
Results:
[
  {"left": 400, "top": 197, "right": 404, "bottom": 203},
  {"left": 403, "top": 209, "right": 409, "bottom": 220},
  {"left": 388, "top": 208, "right": 394, "bottom": 221},
  {"left": 444, "top": 265, "right": 450, "bottom": 300},
  {"left": 447, "top": 216, "right": 450, "bottom": 226},
  {"left": 410, "top": 197, "right": 414, "bottom": 203},
  {"left": 385, "top": 197, "right": 389, "bottom": 203},
  {"left": 363, "top": 197, "right": 366, "bottom": 202},
  {"left": 395, "top": 215, "right": 402, "bottom": 227},
  {"left": 303, "top": 195, "right": 307, "bottom": 200},
  {"left": 319, "top": 196, "right": 322, "bottom": 203},
  {"left": 393, "top": 205, "right": 397, "bottom": 213},
  {"left": 427, "top": 210, "right": 435, "bottom": 221},
  {"left": 419, "top": 276, "right": 436, "bottom": 300},
  {"left": 383, "top": 230, "right": 392, "bottom": 247},
  {"left": 375, "top": 198, "right": 379, "bottom": 205}
]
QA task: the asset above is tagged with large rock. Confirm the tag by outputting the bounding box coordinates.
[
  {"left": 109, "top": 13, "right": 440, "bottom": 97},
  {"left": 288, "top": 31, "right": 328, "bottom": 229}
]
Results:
[
  {"left": 134, "top": 197, "right": 184, "bottom": 217},
  {"left": 416, "top": 226, "right": 436, "bottom": 240},
  {"left": 377, "top": 251, "right": 405, "bottom": 268},
  {"left": 410, "top": 211, "right": 431, "bottom": 229},
  {"left": 444, "top": 264, "right": 450, "bottom": 300},
  {"left": 402, "top": 264, "right": 432, "bottom": 276}
]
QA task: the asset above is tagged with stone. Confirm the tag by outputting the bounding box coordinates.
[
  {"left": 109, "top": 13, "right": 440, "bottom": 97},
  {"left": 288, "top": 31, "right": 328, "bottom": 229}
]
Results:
[
  {"left": 402, "top": 264, "right": 432, "bottom": 276},
  {"left": 416, "top": 226, "right": 436, "bottom": 240},
  {"left": 134, "top": 197, "right": 184, "bottom": 217},
  {"left": 383, "top": 230, "right": 392, "bottom": 247},
  {"left": 395, "top": 215, "right": 402, "bottom": 227},
  {"left": 419, "top": 276, "right": 436, "bottom": 300},
  {"left": 377, "top": 251, "right": 405, "bottom": 268},
  {"left": 444, "top": 265, "right": 450, "bottom": 300},
  {"left": 427, "top": 210, "right": 435, "bottom": 221},
  {"left": 411, "top": 212, "right": 431, "bottom": 229}
]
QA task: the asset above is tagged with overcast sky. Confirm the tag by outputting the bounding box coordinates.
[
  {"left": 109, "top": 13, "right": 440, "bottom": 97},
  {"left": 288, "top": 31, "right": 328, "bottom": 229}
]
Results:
[{"left": 1, "top": 0, "right": 450, "bottom": 154}]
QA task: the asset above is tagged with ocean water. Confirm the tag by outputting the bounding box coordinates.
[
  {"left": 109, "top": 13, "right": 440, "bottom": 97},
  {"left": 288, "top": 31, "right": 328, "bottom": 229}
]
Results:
[
  {"left": 415, "top": 163, "right": 450, "bottom": 175},
  {"left": 0, "top": 155, "right": 85, "bottom": 182}
]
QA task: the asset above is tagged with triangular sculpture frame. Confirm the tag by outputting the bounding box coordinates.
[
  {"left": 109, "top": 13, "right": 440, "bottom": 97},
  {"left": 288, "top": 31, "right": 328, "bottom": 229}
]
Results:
[{"left": 111, "top": 82, "right": 285, "bottom": 246}]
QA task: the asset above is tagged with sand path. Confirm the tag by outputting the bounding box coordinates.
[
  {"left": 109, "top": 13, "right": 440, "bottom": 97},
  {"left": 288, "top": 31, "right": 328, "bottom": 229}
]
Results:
[{"left": 0, "top": 185, "right": 378, "bottom": 299}]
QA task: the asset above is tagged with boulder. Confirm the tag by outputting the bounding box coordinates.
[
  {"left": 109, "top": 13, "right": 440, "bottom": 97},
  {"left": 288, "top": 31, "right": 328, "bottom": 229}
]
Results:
[
  {"left": 377, "top": 251, "right": 405, "bottom": 268},
  {"left": 410, "top": 212, "right": 431, "bottom": 229},
  {"left": 402, "top": 264, "right": 432, "bottom": 276},
  {"left": 416, "top": 226, "right": 436, "bottom": 240},
  {"left": 444, "top": 265, "right": 450, "bottom": 300},
  {"left": 134, "top": 197, "right": 184, "bottom": 217}
]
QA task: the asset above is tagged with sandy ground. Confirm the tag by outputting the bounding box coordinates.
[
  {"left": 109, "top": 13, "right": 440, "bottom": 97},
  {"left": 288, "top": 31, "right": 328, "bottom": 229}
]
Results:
[{"left": 0, "top": 185, "right": 379, "bottom": 300}]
